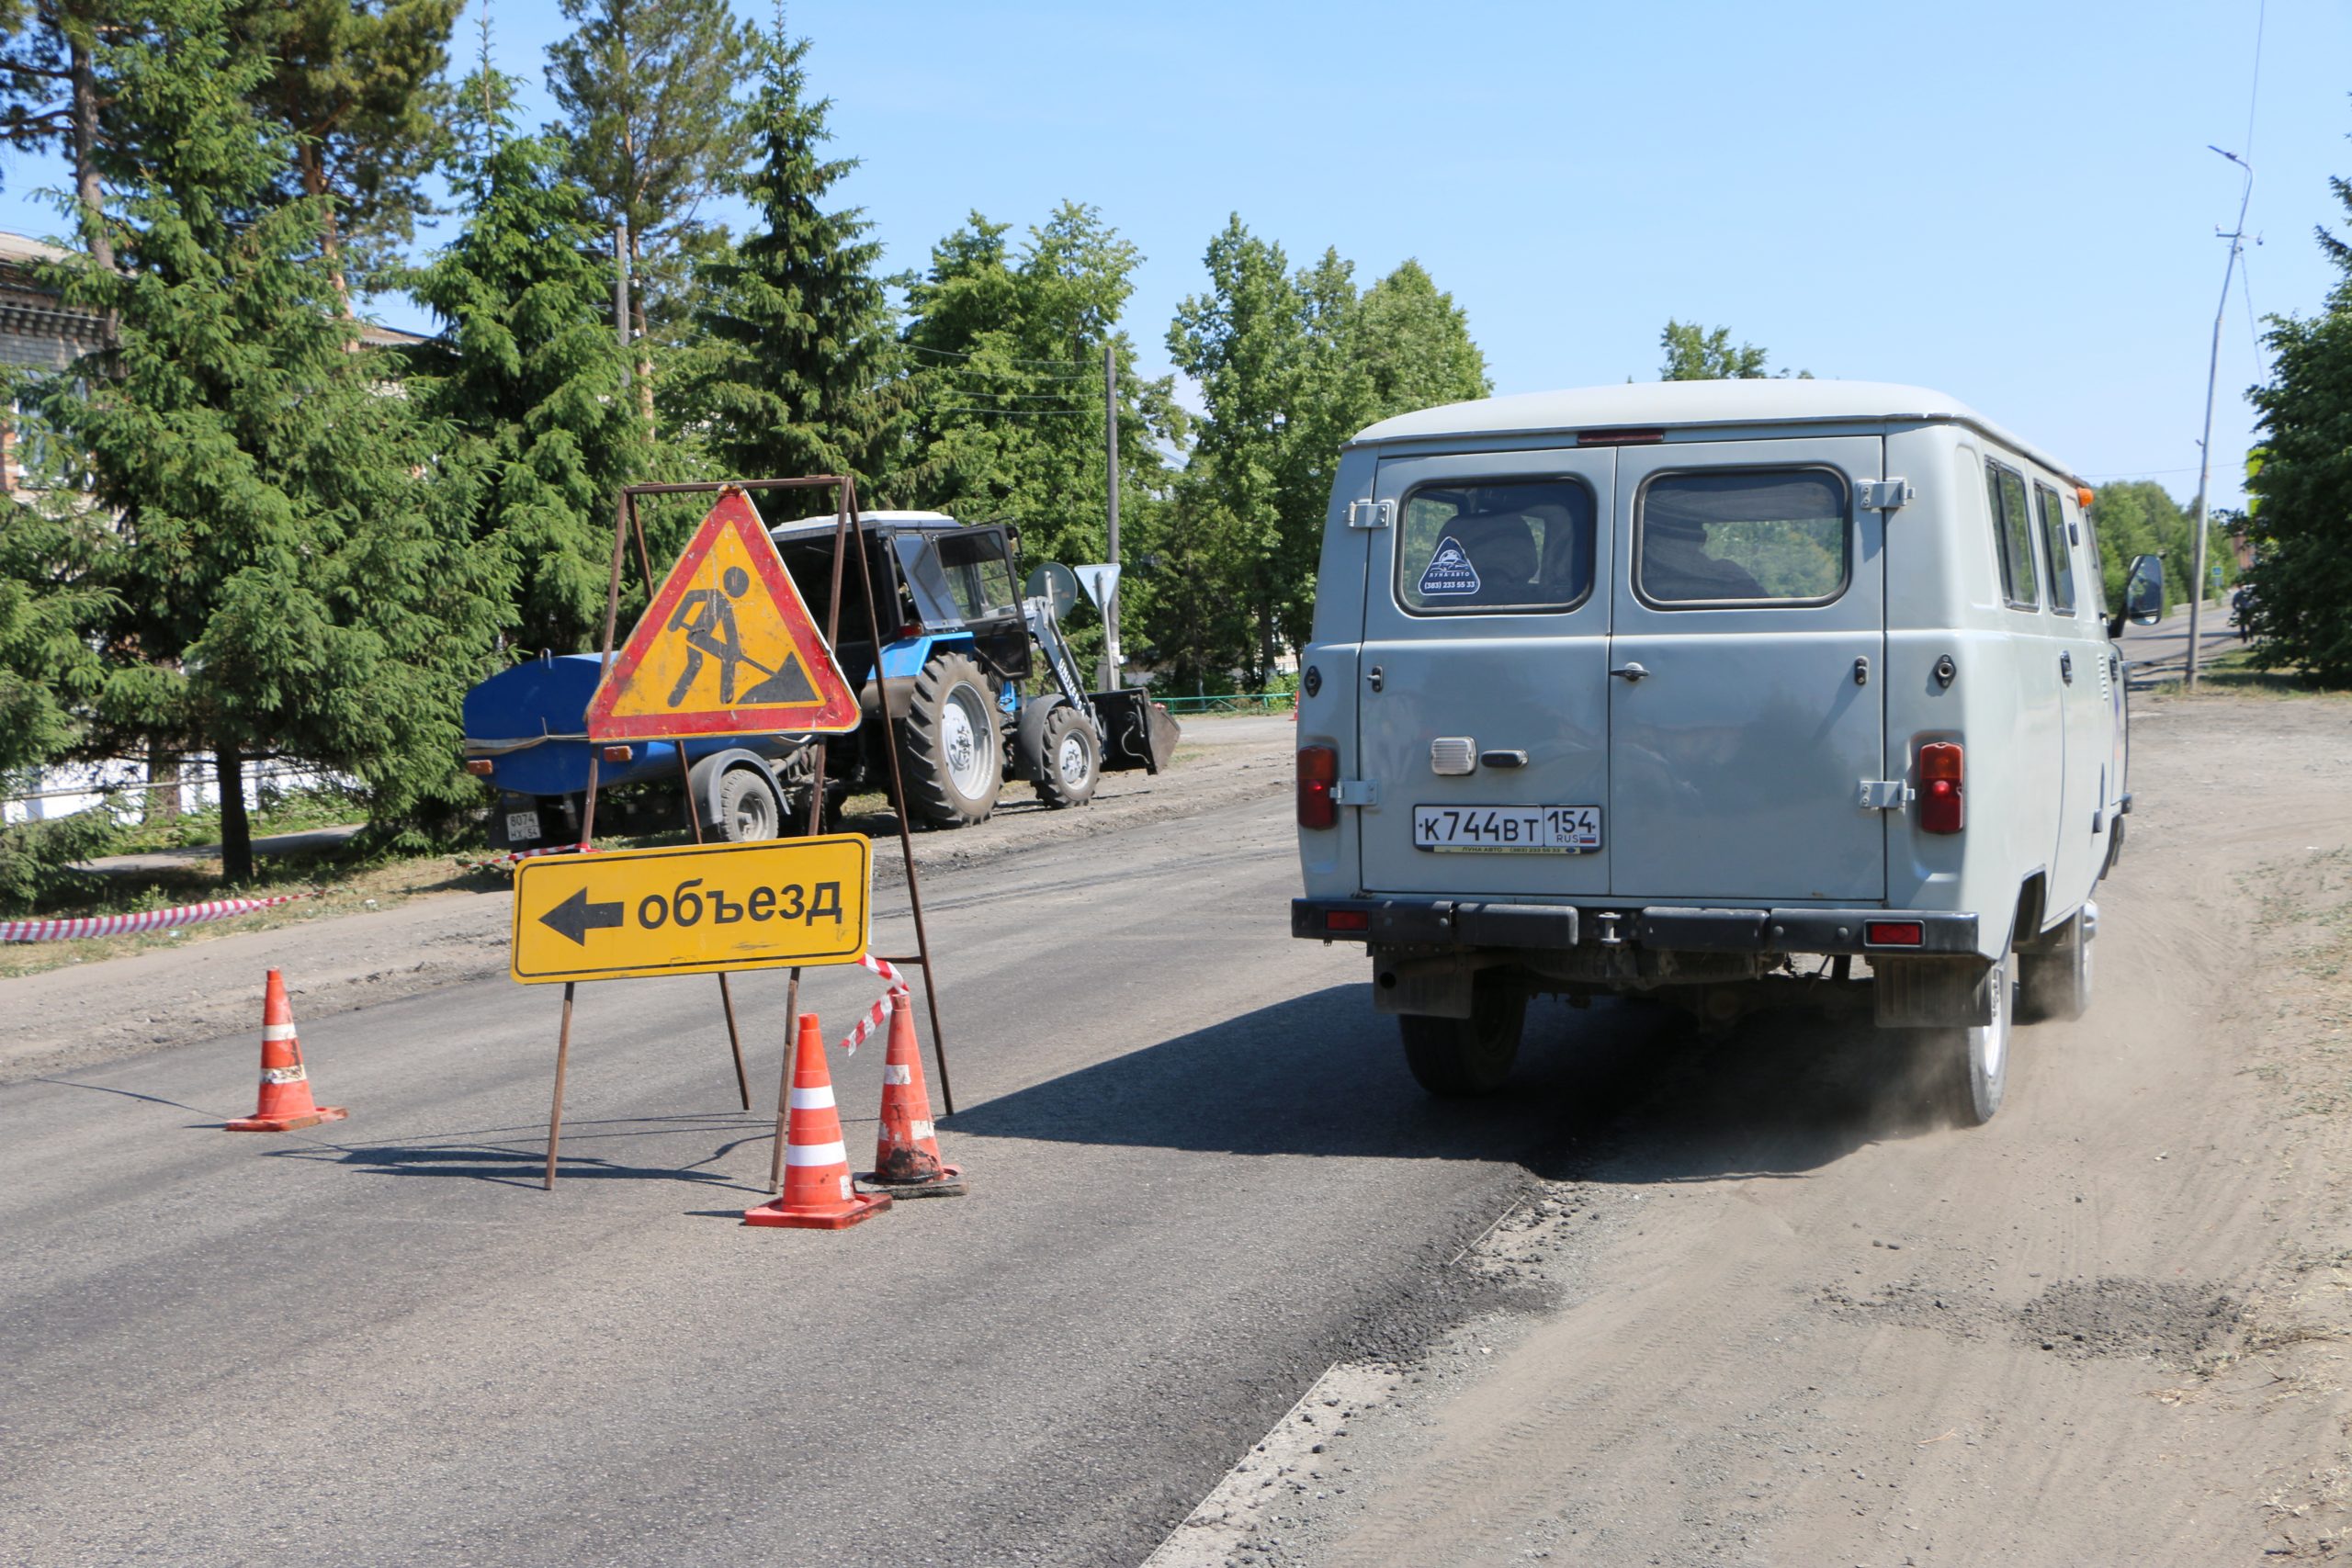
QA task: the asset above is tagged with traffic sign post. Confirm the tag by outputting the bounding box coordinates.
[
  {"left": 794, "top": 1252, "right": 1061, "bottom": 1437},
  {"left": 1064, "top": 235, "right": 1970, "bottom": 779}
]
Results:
[
  {"left": 529, "top": 478, "right": 958, "bottom": 1193},
  {"left": 512, "top": 836, "right": 871, "bottom": 984}
]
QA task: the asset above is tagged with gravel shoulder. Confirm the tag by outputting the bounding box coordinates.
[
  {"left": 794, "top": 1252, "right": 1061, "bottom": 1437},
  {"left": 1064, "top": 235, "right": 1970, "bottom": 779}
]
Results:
[
  {"left": 1154, "top": 691, "right": 2352, "bottom": 1566},
  {"left": 0, "top": 716, "right": 1293, "bottom": 1086}
]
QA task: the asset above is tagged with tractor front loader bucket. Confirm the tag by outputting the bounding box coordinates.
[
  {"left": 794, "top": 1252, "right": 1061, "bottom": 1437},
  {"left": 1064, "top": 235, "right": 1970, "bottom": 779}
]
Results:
[{"left": 1090, "top": 689, "right": 1181, "bottom": 774}]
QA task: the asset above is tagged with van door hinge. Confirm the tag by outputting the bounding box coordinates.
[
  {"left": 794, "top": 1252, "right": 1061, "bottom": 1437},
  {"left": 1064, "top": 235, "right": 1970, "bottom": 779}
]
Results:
[
  {"left": 1858, "top": 779, "right": 1913, "bottom": 811},
  {"left": 1332, "top": 779, "right": 1378, "bottom": 806},
  {"left": 1858, "top": 479, "right": 1916, "bottom": 512},
  {"left": 1346, "top": 499, "right": 1394, "bottom": 530}
]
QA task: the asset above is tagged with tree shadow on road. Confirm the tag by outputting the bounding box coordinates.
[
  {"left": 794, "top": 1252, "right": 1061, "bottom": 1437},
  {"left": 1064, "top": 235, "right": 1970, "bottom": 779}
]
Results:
[{"left": 944, "top": 984, "right": 1963, "bottom": 1184}]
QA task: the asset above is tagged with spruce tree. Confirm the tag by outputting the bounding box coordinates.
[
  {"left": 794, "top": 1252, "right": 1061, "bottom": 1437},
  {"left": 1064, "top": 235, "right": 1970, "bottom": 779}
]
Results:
[
  {"left": 232, "top": 0, "right": 465, "bottom": 305},
  {"left": 402, "top": 120, "right": 644, "bottom": 655},
  {"left": 2245, "top": 134, "right": 2352, "bottom": 682},
  {"left": 679, "top": 30, "right": 898, "bottom": 491},
  {"left": 34, "top": 0, "right": 511, "bottom": 879},
  {"left": 544, "top": 0, "right": 760, "bottom": 429}
]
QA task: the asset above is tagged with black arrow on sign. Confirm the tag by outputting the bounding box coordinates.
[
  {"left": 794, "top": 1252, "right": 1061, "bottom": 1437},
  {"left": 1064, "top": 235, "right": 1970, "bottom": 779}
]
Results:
[{"left": 539, "top": 886, "right": 624, "bottom": 946}]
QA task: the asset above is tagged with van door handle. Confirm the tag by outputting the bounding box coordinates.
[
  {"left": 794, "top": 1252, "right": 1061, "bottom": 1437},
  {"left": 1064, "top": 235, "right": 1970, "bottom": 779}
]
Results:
[
  {"left": 2060, "top": 650, "right": 2074, "bottom": 684},
  {"left": 1610, "top": 662, "right": 1649, "bottom": 682}
]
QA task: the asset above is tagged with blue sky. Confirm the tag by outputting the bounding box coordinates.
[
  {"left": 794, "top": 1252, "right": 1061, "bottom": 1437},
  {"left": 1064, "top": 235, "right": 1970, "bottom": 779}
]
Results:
[{"left": 3, "top": 0, "right": 2346, "bottom": 510}]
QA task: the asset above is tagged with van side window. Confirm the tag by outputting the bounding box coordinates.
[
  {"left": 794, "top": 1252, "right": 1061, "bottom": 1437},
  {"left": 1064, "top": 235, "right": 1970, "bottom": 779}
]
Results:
[
  {"left": 1396, "top": 478, "right": 1595, "bottom": 614},
  {"left": 1634, "top": 468, "right": 1848, "bottom": 606},
  {"left": 2079, "top": 500, "right": 2110, "bottom": 616},
  {"left": 1985, "top": 461, "right": 2040, "bottom": 609},
  {"left": 2033, "top": 482, "right": 2075, "bottom": 615}
]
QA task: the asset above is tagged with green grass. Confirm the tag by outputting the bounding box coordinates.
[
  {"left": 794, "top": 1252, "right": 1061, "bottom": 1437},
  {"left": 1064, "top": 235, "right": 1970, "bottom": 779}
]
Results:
[
  {"left": 2142, "top": 646, "right": 2351, "bottom": 699},
  {"left": 109, "top": 782, "right": 369, "bottom": 854}
]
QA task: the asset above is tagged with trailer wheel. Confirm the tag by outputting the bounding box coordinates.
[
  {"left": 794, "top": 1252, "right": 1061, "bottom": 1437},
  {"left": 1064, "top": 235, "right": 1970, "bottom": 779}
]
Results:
[
  {"left": 1033, "top": 704, "right": 1100, "bottom": 808},
  {"left": 1398, "top": 977, "right": 1525, "bottom": 1098},
  {"left": 900, "top": 650, "right": 1002, "bottom": 829},
  {"left": 714, "top": 763, "right": 784, "bottom": 843}
]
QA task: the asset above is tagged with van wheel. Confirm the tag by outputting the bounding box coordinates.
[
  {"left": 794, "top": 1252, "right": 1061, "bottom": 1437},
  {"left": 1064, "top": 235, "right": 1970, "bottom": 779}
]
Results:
[
  {"left": 2018, "top": 908, "right": 2093, "bottom": 1022},
  {"left": 1932, "top": 957, "right": 2012, "bottom": 1127},
  {"left": 1399, "top": 981, "right": 1526, "bottom": 1098}
]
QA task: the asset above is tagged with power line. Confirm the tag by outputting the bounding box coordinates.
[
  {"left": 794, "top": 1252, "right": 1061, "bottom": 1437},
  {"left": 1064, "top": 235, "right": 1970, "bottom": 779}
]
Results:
[
  {"left": 905, "top": 342, "right": 1102, "bottom": 371},
  {"left": 923, "top": 406, "right": 1088, "bottom": 418},
  {"left": 2244, "top": 0, "right": 2266, "bottom": 159}
]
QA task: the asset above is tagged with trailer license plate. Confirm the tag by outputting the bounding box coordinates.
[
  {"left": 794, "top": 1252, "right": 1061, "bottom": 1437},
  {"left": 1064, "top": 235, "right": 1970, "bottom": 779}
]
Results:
[
  {"left": 1412, "top": 805, "right": 1600, "bottom": 853},
  {"left": 506, "top": 809, "right": 542, "bottom": 843}
]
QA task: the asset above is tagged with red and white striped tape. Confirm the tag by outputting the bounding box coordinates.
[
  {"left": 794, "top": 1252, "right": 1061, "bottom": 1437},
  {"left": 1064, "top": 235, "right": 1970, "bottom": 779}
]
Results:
[
  {"left": 458, "top": 841, "right": 594, "bottom": 876},
  {"left": 837, "top": 954, "right": 908, "bottom": 1055},
  {"left": 0, "top": 892, "right": 316, "bottom": 944}
]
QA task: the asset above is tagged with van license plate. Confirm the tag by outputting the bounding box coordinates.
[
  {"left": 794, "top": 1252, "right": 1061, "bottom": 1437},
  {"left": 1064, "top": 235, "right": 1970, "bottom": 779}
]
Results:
[
  {"left": 505, "top": 809, "right": 542, "bottom": 843},
  {"left": 1412, "top": 805, "right": 1600, "bottom": 853}
]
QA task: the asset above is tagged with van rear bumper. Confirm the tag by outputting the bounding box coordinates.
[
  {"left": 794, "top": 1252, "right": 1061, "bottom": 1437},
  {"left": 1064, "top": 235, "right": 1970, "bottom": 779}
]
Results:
[{"left": 1291, "top": 898, "right": 1976, "bottom": 956}]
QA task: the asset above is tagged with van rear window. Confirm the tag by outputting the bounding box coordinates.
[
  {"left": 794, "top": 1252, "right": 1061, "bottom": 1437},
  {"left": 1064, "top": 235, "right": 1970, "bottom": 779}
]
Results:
[
  {"left": 1396, "top": 478, "right": 1595, "bottom": 614},
  {"left": 1634, "top": 469, "right": 1849, "bottom": 605}
]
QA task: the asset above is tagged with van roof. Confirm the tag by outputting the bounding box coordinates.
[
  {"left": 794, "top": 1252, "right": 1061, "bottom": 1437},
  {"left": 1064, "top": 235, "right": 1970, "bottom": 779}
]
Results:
[{"left": 1351, "top": 380, "right": 2081, "bottom": 484}]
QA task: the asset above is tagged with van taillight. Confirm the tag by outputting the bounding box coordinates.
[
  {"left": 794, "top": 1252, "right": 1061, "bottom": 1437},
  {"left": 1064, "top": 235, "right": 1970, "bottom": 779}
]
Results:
[
  {"left": 1918, "top": 742, "right": 1964, "bottom": 834},
  {"left": 1865, "top": 920, "right": 1925, "bottom": 947},
  {"left": 1297, "top": 745, "right": 1339, "bottom": 829}
]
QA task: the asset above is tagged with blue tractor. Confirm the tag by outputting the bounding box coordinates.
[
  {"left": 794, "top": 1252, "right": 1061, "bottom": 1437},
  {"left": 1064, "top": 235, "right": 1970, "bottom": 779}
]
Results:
[{"left": 461, "top": 511, "right": 1177, "bottom": 849}]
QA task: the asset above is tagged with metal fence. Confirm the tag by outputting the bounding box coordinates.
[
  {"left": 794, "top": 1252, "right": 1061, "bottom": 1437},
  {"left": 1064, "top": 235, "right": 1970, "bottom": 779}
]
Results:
[{"left": 1153, "top": 691, "right": 1298, "bottom": 716}]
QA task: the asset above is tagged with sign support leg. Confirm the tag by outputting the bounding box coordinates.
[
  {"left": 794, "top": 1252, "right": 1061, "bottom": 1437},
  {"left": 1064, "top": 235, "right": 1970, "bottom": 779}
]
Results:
[
  {"left": 846, "top": 483, "right": 956, "bottom": 1115},
  {"left": 630, "top": 491, "right": 752, "bottom": 1112},
  {"left": 545, "top": 981, "right": 576, "bottom": 1190}
]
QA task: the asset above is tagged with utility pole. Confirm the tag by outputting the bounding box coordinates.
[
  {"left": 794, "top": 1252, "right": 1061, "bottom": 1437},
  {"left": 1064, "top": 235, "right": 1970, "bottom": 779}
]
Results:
[
  {"left": 615, "top": 219, "right": 631, "bottom": 392},
  {"left": 1102, "top": 339, "right": 1123, "bottom": 691},
  {"left": 2187, "top": 145, "right": 2254, "bottom": 693}
]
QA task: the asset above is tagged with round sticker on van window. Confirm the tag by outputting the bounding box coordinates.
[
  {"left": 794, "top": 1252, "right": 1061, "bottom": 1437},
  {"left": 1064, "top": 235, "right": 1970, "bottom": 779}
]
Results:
[{"left": 1419, "top": 536, "right": 1480, "bottom": 596}]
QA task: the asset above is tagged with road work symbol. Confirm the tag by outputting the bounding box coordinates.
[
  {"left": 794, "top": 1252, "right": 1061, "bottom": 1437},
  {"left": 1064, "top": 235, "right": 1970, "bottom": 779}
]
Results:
[
  {"left": 586, "top": 488, "right": 859, "bottom": 741},
  {"left": 511, "top": 834, "right": 872, "bottom": 984}
]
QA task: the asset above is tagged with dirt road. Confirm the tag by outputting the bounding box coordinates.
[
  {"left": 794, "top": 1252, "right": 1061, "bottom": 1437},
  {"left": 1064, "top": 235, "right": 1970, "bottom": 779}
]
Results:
[{"left": 1156, "top": 691, "right": 2352, "bottom": 1566}]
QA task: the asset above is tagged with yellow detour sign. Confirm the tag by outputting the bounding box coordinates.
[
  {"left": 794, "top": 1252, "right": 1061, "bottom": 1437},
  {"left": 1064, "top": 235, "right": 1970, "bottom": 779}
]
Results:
[
  {"left": 585, "top": 488, "right": 861, "bottom": 741},
  {"left": 511, "top": 835, "right": 871, "bottom": 984}
]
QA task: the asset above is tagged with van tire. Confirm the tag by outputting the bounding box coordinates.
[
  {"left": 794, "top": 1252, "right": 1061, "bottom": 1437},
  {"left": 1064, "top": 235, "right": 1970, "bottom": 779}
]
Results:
[
  {"left": 900, "top": 650, "right": 1002, "bottom": 829},
  {"left": 2018, "top": 908, "right": 2093, "bottom": 1022},
  {"left": 1932, "top": 957, "right": 2012, "bottom": 1127},
  {"left": 1399, "top": 981, "right": 1526, "bottom": 1098}
]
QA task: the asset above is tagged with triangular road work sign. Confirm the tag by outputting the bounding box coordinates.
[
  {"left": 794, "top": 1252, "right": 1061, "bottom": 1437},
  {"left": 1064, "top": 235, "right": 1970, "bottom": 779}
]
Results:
[{"left": 586, "top": 490, "right": 861, "bottom": 740}]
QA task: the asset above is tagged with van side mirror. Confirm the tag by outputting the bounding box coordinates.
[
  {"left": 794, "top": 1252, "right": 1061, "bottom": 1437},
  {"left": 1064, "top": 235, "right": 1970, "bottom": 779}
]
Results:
[{"left": 2123, "top": 554, "right": 2165, "bottom": 626}]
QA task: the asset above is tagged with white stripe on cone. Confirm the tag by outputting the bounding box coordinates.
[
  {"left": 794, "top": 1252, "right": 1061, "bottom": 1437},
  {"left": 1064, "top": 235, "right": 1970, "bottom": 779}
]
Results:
[
  {"left": 883, "top": 1063, "right": 911, "bottom": 1085},
  {"left": 262, "top": 1023, "right": 299, "bottom": 1043},
  {"left": 784, "top": 1140, "right": 848, "bottom": 1168},
  {"left": 260, "top": 1066, "right": 308, "bottom": 1084},
  {"left": 787, "top": 1086, "right": 835, "bottom": 1111}
]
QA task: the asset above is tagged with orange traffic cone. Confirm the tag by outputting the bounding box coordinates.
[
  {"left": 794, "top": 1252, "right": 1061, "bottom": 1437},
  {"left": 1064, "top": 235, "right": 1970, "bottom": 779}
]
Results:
[
  {"left": 744, "top": 1013, "right": 891, "bottom": 1230},
  {"left": 861, "top": 993, "right": 966, "bottom": 1198},
  {"left": 225, "top": 969, "right": 347, "bottom": 1133}
]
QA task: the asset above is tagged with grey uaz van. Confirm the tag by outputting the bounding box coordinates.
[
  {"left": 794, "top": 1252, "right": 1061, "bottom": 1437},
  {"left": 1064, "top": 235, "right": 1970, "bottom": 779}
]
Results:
[{"left": 1290, "top": 381, "right": 2163, "bottom": 1124}]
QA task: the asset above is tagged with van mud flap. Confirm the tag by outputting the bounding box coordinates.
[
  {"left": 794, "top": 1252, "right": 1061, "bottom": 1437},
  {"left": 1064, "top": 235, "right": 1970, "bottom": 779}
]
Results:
[{"left": 1089, "top": 689, "right": 1181, "bottom": 774}]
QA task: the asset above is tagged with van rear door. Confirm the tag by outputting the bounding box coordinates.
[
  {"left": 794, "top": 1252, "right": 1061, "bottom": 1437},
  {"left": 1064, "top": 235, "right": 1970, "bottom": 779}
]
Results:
[
  {"left": 1606, "top": 437, "right": 1887, "bottom": 903},
  {"left": 1356, "top": 447, "right": 1615, "bottom": 898}
]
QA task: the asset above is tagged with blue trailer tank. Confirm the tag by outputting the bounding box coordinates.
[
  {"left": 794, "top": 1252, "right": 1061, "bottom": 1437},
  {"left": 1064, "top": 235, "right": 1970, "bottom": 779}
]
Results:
[{"left": 461, "top": 654, "right": 801, "bottom": 796}]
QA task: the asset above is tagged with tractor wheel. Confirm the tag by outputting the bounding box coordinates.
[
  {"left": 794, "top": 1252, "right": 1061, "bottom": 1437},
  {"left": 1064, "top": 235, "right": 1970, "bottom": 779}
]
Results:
[
  {"left": 1033, "top": 703, "right": 1100, "bottom": 808},
  {"left": 899, "top": 650, "right": 1002, "bottom": 829}
]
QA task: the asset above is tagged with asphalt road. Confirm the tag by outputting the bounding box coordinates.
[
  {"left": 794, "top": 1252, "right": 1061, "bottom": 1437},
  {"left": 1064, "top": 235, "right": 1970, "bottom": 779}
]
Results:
[
  {"left": 1, "top": 784, "right": 1606, "bottom": 1568},
  {"left": 2117, "top": 597, "right": 2244, "bottom": 683}
]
